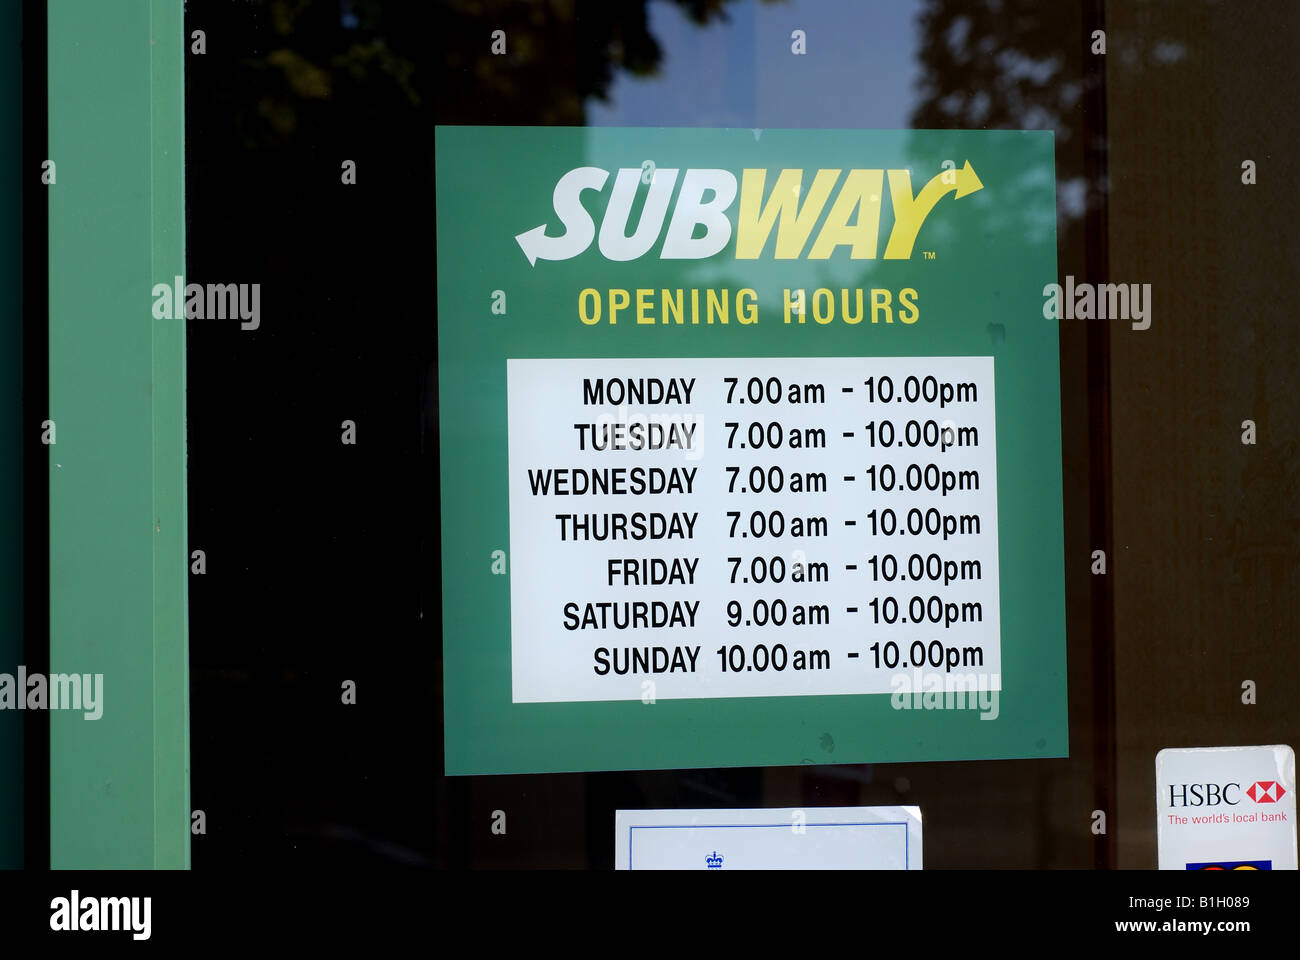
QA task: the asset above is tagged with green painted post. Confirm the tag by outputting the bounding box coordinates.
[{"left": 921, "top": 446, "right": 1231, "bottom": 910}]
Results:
[
  {"left": 0, "top": 0, "right": 23, "bottom": 872},
  {"left": 47, "top": 0, "right": 189, "bottom": 869}
]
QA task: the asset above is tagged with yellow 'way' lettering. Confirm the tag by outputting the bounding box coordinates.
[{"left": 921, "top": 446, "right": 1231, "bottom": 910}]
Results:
[{"left": 733, "top": 163, "right": 982, "bottom": 260}]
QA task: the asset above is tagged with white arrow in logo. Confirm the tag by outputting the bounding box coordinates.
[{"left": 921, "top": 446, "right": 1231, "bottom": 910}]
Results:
[{"left": 515, "top": 166, "right": 609, "bottom": 266}]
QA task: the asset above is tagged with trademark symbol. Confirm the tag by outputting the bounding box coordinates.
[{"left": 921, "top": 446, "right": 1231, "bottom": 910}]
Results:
[{"left": 923, "top": 251, "right": 936, "bottom": 260}]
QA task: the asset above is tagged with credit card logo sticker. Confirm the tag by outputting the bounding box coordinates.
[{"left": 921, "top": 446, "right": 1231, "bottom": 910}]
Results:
[{"left": 1186, "top": 860, "right": 1272, "bottom": 870}]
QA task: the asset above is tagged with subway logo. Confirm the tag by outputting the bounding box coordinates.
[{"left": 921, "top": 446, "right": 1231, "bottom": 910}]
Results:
[{"left": 516, "top": 162, "right": 983, "bottom": 265}]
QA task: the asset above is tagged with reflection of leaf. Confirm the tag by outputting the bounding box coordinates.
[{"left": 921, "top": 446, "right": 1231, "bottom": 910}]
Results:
[
  {"left": 332, "top": 40, "right": 420, "bottom": 106},
  {"left": 271, "top": 0, "right": 313, "bottom": 37},
  {"left": 267, "top": 48, "right": 333, "bottom": 99},
  {"left": 256, "top": 94, "right": 297, "bottom": 137}
]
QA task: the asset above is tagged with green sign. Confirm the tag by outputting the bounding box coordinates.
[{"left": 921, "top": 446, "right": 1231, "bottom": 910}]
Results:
[{"left": 436, "top": 126, "right": 1066, "bottom": 775}]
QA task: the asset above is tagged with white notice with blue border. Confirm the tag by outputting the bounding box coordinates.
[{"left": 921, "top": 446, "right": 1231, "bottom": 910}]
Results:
[{"left": 615, "top": 806, "right": 922, "bottom": 870}]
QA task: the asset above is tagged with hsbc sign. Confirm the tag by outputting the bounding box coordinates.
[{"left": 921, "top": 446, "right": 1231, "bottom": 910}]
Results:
[
  {"left": 1168, "top": 780, "right": 1288, "bottom": 807},
  {"left": 1156, "top": 745, "right": 1297, "bottom": 870}
]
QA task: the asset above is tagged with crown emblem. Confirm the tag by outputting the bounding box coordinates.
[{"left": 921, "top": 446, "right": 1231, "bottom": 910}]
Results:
[{"left": 706, "top": 851, "right": 723, "bottom": 869}]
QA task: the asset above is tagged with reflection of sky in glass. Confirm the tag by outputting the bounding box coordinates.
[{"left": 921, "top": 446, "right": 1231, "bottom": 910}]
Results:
[
  {"left": 588, "top": 0, "right": 920, "bottom": 129},
  {"left": 581, "top": 0, "right": 1057, "bottom": 289}
]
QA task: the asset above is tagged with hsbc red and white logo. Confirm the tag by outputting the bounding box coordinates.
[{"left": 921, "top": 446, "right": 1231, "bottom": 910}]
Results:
[
  {"left": 1167, "top": 779, "right": 1291, "bottom": 807},
  {"left": 1246, "top": 781, "right": 1286, "bottom": 803}
]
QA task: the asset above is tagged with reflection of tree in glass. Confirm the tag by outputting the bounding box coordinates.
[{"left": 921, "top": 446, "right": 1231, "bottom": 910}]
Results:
[
  {"left": 197, "top": 0, "right": 762, "bottom": 142},
  {"left": 439, "top": 0, "right": 772, "bottom": 123},
  {"left": 910, "top": 0, "right": 1096, "bottom": 229}
]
